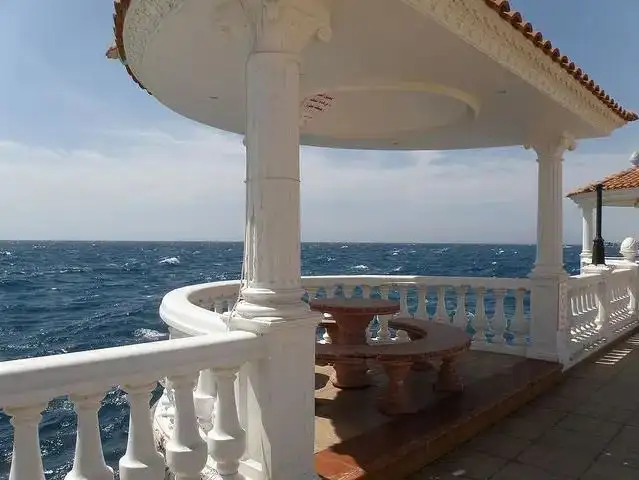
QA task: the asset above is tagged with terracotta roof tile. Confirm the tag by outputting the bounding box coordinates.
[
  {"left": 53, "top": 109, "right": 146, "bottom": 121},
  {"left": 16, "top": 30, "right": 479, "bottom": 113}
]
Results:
[
  {"left": 109, "top": 0, "right": 637, "bottom": 122},
  {"left": 483, "top": 0, "right": 636, "bottom": 122},
  {"left": 567, "top": 166, "right": 639, "bottom": 197},
  {"left": 111, "top": 0, "right": 149, "bottom": 95}
]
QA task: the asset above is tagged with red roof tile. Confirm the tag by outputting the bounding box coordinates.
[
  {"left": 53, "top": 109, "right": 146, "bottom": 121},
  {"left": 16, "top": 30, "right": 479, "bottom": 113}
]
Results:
[
  {"left": 483, "top": 0, "right": 637, "bottom": 122},
  {"left": 567, "top": 166, "right": 639, "bottom": 197},
  {"left": 109, "top": 0, "right": 637, "bottom": 122}
]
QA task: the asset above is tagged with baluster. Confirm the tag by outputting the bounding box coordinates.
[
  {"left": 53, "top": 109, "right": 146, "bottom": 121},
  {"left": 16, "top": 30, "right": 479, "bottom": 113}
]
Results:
[
  {"left": 208, "top": 367, "right": 246, "bottom": 477},
  {"left": 5, "top": 404, "right": 47, "bottom": 480},
  {"left": 306, "top": 287, "right": 318, "bottom": 302},
  {"left": 415, "top": 286, "right": 429, "bottom": 320},
  {"left": 361, "top": 285, "right": 371, "bottom": 299},
  {"left": 474, "top": 287, "right": 487, "bottom": 341},
  {"left": 326, "top": 285, "right": 336, "bottom": 298},
  {"left": 194, "top": 369, "right": 217, "bottom": 433},
  {"left": 213, "top": 299, "right": 225, "bottom": 314},
  {"left": 165, "top": 374, "right": 207, "bottom": 480},
  {"left": 395, "top": 330, "right": 410, "bottom": 343},
  {"left": 119, "top": 383, "right": 165, "bottom": 480},
  {"left": 398, "top": 286, "right": 410, "bottom": 316},
  {"left": 366, "top": 318, "right": 374, "bottom": 343},
  {"left": 377, "top": 285, "right": 392, "bottom": 342},
  {"left": 508, "top": 288, "right": 528, "bottom": 344},
  {"left": 343, "top": 285, "right": 355, "bottom": 298},
  {"left": 434, "top": 286, "right": 448, "bottom": 322},
  {"left": 453, "top": 286, "right": 468, "bottom": 329},
  {"left": 491, "top": 288, "right": 507, "bottom": 344},
  {"left": 66, "top": 393, "right": 114, "bottom": 480}
]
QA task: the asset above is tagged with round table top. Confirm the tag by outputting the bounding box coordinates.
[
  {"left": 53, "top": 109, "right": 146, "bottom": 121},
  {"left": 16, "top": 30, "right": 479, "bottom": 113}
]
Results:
[{"left": 309, "top": 297, "right": 399, "bottom": 316}]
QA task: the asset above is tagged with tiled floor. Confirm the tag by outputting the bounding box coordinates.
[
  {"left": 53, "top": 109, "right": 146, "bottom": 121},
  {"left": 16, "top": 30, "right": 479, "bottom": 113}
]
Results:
[
  {"left": 407, "top": 334, "right": 639, "bottom": 480},
  {"left": 314, "top": 349, "right": 562, "bottom": 479}
]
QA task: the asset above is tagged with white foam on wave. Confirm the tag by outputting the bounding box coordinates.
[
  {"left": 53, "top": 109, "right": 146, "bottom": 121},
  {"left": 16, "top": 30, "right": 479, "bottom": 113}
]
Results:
[
  {"left": 352, "top": 264, "right": 369, "bottom": 270},
  {"left": 159, "top": 256, "right": 180, "bottom": 265},
  {"left": 134, "top": 328, "right": 169, "bottom": 341},
  {"left": 0, "top": 250, "right": 12, "bottom": 256}
]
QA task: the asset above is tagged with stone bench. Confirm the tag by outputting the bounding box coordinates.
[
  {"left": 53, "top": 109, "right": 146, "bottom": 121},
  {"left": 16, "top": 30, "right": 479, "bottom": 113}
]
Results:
[{"left": 316, "top": 317, "right": 471, "bottom": 415}]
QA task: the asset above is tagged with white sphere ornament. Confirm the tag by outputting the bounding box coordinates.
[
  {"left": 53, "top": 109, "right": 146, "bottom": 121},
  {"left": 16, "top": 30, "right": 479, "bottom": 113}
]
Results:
[
  {"left": 630, "top": 151, "right": 639, "bottom": 167},
  {"left": 620, "top": 237, "right": 638, "bottom": 262}
]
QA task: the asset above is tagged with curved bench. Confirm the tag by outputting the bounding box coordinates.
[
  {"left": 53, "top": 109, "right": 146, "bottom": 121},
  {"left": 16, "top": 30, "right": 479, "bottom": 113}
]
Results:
[{"left": 316, "top": 318, "right": 471, "bottom": 415}]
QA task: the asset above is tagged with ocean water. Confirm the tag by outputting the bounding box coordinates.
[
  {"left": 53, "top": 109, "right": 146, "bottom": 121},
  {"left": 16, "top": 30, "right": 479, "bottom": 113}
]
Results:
[{"left": 0, "top": 240, "right": 594, "bottom": 478}]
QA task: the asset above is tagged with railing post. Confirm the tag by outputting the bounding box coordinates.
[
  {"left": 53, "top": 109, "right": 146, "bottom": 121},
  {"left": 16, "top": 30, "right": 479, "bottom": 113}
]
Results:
[{"left": 527, "top": 272, "right": 569, "bottom": 362}]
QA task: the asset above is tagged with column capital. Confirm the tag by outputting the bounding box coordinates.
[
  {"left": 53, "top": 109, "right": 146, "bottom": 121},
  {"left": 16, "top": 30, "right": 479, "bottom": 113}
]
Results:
[
  {"left": 243, "top": 0, "right": 332, "bottom": 53},
  {"left": 524, "top": 132, "right": 577, "bottom": 161}
]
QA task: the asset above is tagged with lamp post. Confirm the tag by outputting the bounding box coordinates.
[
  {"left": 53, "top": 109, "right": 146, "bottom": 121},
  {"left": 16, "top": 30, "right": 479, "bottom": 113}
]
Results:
[{"left": 591, "top": 183, "right": 606, "bottom": 265}]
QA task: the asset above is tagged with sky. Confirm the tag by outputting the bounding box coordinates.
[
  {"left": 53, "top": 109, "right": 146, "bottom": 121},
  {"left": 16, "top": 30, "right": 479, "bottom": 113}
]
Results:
[{"left": 1, "top": 1, "right": 639, "bottom": 244}]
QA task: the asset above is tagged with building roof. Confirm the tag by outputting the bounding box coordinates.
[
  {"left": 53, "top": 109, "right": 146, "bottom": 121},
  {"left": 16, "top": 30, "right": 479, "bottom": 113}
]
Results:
[
  {"left": 567, "top": 166, "right": 639, "bottom": 197},
  {"left": 108, "top": 0, "right": 638, "bottom": 122}
]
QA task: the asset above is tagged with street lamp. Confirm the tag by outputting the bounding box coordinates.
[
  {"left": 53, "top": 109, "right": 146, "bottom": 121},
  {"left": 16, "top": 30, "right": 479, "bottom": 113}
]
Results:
[{"left": 591, "top": 183, "right": 605, "bottom": 265}]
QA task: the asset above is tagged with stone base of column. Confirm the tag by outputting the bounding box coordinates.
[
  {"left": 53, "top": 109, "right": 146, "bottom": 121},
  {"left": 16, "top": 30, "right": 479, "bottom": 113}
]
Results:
[{"left": 235, "top": 307, "right": 321, "bottom": 480}]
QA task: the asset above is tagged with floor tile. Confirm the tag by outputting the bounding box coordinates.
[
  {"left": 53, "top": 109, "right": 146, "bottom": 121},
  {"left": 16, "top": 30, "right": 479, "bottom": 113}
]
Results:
[
  {"left": 466, "top": 431, "right": 531, "bottom": 459},
  {"left": 491, "top": 461, "right": 574, "bottom": 480},
  {"left": 517, "top": 444, "right": 595, "bottom": 477},
  {"left": 420, "top": 451, "right": 507, "bottom": 480}
]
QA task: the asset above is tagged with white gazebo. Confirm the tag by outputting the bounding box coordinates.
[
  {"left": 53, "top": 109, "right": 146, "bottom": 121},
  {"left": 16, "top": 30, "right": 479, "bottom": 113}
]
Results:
[
  {"left": 0, "top": 2, "right": 637, "bottom": 480},
  {"left": 569, "top": 153, "right": 639, "bottom": 269}
]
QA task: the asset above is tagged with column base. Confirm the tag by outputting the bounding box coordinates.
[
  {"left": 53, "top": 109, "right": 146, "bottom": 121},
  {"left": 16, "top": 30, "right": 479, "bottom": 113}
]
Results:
[{"left": 231, "top": 287, "right": 321, "bottom": 333}]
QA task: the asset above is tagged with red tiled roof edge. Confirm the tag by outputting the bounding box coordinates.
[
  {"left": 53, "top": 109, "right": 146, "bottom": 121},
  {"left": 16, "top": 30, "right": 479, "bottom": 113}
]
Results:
[
  {"left": 112, "top": 0, "right": 150, "bottom": 95},
  {"left": 110, "top": 0, "right": 637, "bottom": 121},
  {"left": 567, "top": 166, "right": 639, "bottom": 197},
  {"left": 484, "top": 0, "right": 637, "bottom": 122}
]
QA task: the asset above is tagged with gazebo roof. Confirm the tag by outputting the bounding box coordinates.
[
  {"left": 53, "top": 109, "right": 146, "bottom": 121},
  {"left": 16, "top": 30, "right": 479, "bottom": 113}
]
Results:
[
  {"left": 567, "top": 165, "right": 639, "bottom": 207},
  {"left": 108, "top": 0, "right": 636, "bottom": 150}
]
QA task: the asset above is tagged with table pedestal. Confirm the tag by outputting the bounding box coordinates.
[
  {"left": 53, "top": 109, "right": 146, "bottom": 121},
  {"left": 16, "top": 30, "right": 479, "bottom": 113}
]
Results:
[{"left": 331, "top": 313, "right": 375, "bottom": 388}]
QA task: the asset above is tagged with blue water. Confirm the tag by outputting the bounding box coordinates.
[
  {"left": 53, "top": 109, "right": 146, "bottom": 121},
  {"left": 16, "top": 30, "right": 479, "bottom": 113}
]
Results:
[{"left": 0, "top": 241, "right": 597, "bottom": 478}]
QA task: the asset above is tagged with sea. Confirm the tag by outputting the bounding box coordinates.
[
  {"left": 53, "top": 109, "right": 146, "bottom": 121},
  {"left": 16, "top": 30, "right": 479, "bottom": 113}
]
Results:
[{"left": 0, "top": 240, "right": 606, "bottom": 478}]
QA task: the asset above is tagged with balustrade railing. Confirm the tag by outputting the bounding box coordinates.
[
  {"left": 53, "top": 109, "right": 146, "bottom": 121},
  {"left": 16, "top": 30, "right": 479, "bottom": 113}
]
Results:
[
  {"left": 0, "top": 332, "right": 263, "bottom": 480},
  {"left": 566, "top": 266, "right": 639, "bottom": 365},
  {"left": 181, "top": 275, "right": 532, "bottom": 356}
]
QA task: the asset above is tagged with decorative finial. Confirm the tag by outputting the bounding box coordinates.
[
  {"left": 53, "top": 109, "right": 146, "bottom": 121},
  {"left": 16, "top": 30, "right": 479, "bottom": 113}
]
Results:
[{"left": 630, "top": 151, "right": 639, "bottom": 167}]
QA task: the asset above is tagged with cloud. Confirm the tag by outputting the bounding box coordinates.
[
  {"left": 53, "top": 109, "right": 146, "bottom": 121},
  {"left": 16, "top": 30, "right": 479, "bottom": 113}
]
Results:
[{"left": 0, "top": 126, "right": 637, "bottom": 244}]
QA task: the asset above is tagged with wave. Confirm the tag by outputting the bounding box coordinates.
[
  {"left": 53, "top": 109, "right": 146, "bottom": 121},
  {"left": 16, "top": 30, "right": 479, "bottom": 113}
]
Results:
[
  {"left": 159, "top": 257, "right": 180, "bottom": 265},
  {"left": 133, "top": 328, "right": 168, "bottom": 341}
]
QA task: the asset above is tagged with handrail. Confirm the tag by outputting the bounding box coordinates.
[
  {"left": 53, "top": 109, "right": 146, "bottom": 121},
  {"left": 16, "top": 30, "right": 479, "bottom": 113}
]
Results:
[
  {"left": 160, "top": 281, "right": 241, "bottom": 335},
  {"left": 0, "top": 331, "right": 262, "bottom": 407},
  {"left": 302, "top": 275, "right": 530, "bottom": 289}
]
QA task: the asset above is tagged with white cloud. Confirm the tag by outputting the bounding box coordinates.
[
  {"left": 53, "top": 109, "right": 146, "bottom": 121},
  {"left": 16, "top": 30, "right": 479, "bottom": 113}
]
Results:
[{"left": 0, "top": 126, "right": 636, "bottom": 244}]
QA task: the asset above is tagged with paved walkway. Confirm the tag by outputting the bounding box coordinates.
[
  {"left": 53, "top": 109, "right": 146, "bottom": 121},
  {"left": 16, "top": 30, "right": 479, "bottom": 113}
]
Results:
[{"left": 407, "top": 334, "right": 639, "bottom": 480}]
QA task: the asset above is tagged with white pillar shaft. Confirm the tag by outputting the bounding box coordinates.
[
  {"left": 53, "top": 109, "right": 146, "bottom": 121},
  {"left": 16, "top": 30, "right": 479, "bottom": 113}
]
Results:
[
  {"left": 581, "top": 205, "right": 594, "bottom": 255},
  {"left": 244, "top": 52, "right": 302, "bottom": 295},
  {"left": 535, "top": 154, "right": 564, "bottom": 271}
]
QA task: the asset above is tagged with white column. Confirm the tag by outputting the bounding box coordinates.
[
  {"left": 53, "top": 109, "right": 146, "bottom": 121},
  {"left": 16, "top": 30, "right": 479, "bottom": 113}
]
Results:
[
  {"left": 231, "top": 1, "right": 331, "bottom": 479},
  {"left": 580, "top": 203, "right": 594, "bottom": 270},
  {"left": 525, "top": 134, "right": 575, "bottom": 362}
]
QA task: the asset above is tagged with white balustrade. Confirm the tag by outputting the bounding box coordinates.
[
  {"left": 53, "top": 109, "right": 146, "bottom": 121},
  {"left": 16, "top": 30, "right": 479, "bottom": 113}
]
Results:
[
  {"left": 565, "top": 265, "right": 639, "bottom": 366},
  {"left": 295, "top": 275, "right": 533, "bottom": 355},
  {"left": 0, "top": 332, "right": 262, "bottom": 480}
]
